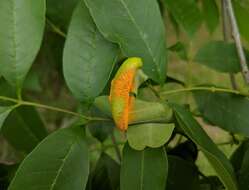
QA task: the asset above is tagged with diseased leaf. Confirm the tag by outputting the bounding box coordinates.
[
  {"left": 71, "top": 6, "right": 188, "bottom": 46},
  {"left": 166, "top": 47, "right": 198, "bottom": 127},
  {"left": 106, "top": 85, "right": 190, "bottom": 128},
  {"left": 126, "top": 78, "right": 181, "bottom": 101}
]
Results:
[
  {"left": 172, "top": 104, "right": 238, "bottom": 190},
  {"left": 63, "top": 1, "right": 118, "bottom": 102},
  {"left": 2, "top": 106, "right": 48, "bottom": 153},
  {"left": 194, "top": 91, "right": 249, "bottom": 137},
  {"left": 165, "top": 0, "right": 202, "bottom": 37},
  {"left": 121, "top": 143, "right": 168, "bottom": 190},
  {"left": 84, "top": 0, "right": 167, "bottom": 83},
  {"left": 201, "top": 0, "right": 219, "bottom": 33},
  {"left": 8, "top": 126, "right": 89, "bottom": 190},
  {"left": 127, "top": 123, "right": 175, "bottom": 150},
  {"left": 93, "top": 96, "right": 173, "bottom": 125},
  {"left": 0, "top": 0, "right": 45, "bottom": 90},
  {"left": 194, "top": 41, "right": 249, "bottom": 73}
]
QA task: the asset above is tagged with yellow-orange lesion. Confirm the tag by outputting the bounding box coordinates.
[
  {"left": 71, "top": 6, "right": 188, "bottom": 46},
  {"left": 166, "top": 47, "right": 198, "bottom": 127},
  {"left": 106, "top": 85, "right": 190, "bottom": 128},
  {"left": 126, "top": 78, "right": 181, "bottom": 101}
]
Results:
[{"left": 109, "top": 69, "right": 136, "bottom": 131}]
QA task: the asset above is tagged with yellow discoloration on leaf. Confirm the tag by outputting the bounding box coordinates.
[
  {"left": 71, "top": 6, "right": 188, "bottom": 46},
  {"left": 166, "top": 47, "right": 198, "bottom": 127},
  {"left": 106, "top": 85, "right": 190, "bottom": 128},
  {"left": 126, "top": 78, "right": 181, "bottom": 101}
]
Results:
[{"left": 109, "top": 57, "right": 142, "bottom": 131}]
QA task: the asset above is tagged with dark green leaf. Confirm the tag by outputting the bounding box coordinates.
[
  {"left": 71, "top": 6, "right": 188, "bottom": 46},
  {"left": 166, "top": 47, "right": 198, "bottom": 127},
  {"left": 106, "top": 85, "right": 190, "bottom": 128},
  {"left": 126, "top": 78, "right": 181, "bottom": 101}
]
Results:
[
  {"left": 8, "top": 126, "right": 89, "bottom": 190},
  {"left": 0, "top": 0, "right": 45, "bottom": 90},
  {"left": 63, "top": 1, "right": 118, "bottom": 102},
  {"left": 172, "top": 104, "right": 238, "bottom": 190},
  {"left": 233, "top": 0, "right": 249, "bottom": 43},
  {"left": 165, "top": 0, "right": 202, "bottom": 37},
  {"left": 194, "top": 41, "right": 249, "bottom": 73},
  {"left": 201, "top": 0, "right": 219, "bottom": 33},
  {"left": 230, "top": 140, "right": 249, "bottom": 189},
  {"left": 89, "top": 153, "right": 120, "bottom": 190},
  {"left": 121, "top": 143, "right": 168, "bottom": 190},
  {"left": 0, "top": 106, "right": 14, "bottom": 129},
  {"left": 168, "top": 42, "right": 189, "bottom": 61},
  {"left": 167, "top": 156, "right": 200, "bottom": 190},
  {"left": 194, "top": 91, "right": 249, "bottom": 137},
  {"left": 85, "top": 0, "right": 167, "bottom": 83},
  {"left": 46, "top": 0, "right": 79, "bottom": 31},
  {"left": 2, "top": 106, "right": 48, "bottom": 153},
  {"left": 127, "top": 123, "right": 175, "bottom": 150}
]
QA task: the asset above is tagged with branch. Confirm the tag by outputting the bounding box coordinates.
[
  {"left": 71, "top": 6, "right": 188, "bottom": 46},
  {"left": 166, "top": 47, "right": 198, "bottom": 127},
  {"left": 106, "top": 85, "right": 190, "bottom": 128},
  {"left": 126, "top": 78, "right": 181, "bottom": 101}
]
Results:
[
  {"left": 225, "top": 0, "right": 249, "bottom": 84},
  {"left": 46, "top": 18, "right": 66, "bottom": 38}
]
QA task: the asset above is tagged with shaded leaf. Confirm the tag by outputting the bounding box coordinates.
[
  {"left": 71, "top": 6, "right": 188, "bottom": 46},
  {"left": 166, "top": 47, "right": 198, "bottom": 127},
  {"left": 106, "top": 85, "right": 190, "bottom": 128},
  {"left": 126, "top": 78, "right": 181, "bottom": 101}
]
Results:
[
  {"left": 165, "top": 0, "right": 202, "bottom": 37},
  {"left": 85, "top": 0, "right": 167, "bottom": 83},
  {"left": 0, "top": 0, "right": 45, "bottom": 89},
  {"left": 194, "top": 91, "right": 249, "bottom": 137},
  {"left": 167, "top": 156, "right": 200, "bottom": 190},
  {"left": 121, "top": 143, "right": 168, "bottom": 190},
  {"left": 2, "top": 106, "right": 48, "bottom": 153},
  {"left": 0, "top": 106, "right": 14, "bottom": 130},
  {"left": 172, "top": 104, "right": 238, "bottom": 190},
  {"left": 127, "top": 123, "right": 175, "bottom": 150},
  {"left": 8, "top": 126, "right": 89, "bottom": 190},
  {"left": 201, "top": 0, "right": 219, "bottom": 33},
  {"left": 195, "top": 41, "right": 249, "bottom": 73},
  {"left": 168, "top": 42, "right": 189, "bottom": 61},
  {"left": 89, "top": 153, "right": 120, "bottom": 190},
  {"left": 63, "top": 1, "right": 118, "bottom": 102}
]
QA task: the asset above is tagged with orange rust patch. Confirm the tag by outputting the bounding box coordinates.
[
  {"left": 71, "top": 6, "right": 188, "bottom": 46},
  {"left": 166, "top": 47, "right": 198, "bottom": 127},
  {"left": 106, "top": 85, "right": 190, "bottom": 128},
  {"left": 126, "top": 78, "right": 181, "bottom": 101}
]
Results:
[{"left": 109, "top": 69, "right": 136, "bottom": 131}]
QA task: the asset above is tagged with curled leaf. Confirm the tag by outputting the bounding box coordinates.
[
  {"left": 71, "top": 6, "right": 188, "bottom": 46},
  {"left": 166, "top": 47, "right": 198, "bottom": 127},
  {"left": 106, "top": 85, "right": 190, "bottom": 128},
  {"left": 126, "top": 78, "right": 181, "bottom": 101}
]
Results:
[{"left": 109, "top": 57, "right": 143, "bottom": 131}]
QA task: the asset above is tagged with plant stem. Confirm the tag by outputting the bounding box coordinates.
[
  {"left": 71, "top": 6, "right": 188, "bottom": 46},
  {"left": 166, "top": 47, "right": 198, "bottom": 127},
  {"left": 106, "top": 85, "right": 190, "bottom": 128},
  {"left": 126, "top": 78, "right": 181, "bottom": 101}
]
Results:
[
  {"left": 0, "top": 96, "right": 109, "bottom": 122},
  {"left": 46, "top": 18, "right": 66, "bottom": 38},
  {"left": 111, "top": 132, "right": 122, "bottom": 163},
  {"left": 225, "top": 0, "right": 249, "bottom": 83},
  {"left": 160, "top": 86, "right": 249, "bottom": 96},
  {"left": 222, "top": 0, "right": 238, "bottom": 90}
]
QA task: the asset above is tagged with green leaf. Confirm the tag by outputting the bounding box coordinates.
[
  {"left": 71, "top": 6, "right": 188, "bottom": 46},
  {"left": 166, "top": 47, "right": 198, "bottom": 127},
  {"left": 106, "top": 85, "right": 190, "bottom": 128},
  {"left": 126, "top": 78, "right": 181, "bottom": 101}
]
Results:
[
  {"left": 165, "top": 0, "right": 202, "bottom": 37},
  {"left": 2, "top": 106, "right": 48, "bottom": 153},
  {"left": 84, "top": 0, "right": 167, "bottom": 83},
  {"left": 167, "top": 156, "right": 200, "bottom": 190},
  {"left": 201, "top": 0, "right": 219, "bottom": 33},
  {"left": 194, "top": 91, "right": 249, "bottom": 137},
  {"left": 127, "top": 123, "right": 175, "bottom": 150},
  {"left": 0, "top": 106, "right": 14, "bottom": 129},
  {"left": 194, "top": 41, "right": 249, "bottom": 73},
  {"left": 233, "top": 0, "right": 249, "bottom": 43},
  {"left": 8, "top": 126, "right": 89, "bottom": 190},
  {"left": 230, "top": 140, "right": 249, "bottom": 189},
  {"left": 94, "top": 96, "right": 173, "bottom": 124},
  {"left": 168, "top": 42, "right": 189, "bottom": 61},
  {"left": 0, "top": 0, "right": 45, "bottom": 89},
  {"left": 63, "top": 1, "right": 118, "bottom": 102},
  {"left": 172, "top": 104, "right": 238, "bottom": 190},
  {"left": 46, "top": 0, "right": 80, "bottom": 31},
  {"left": 89, "top": 153, "right": 120, "bottom": 190},
  {"left": 121, "top": 143, "right": 168, "bottom": 190}
]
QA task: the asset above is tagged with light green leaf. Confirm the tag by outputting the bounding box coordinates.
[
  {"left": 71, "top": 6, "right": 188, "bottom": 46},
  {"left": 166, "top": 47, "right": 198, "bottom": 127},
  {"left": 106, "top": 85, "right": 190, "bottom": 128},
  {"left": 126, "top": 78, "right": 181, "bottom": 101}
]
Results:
[
  {"left": 127, "top": 123, "right": 175, "bottom": 150},
  {"left": 0, "top": 106, "right": 14, "bottom": 129},
  {"left": 93, "top": 96, "right": 173, "bottom": 124},
  {"left": 0, "top": 0, "right": 45, "bottom": 90},
  {"left": 201, "top": 0, "right": 219, "bottom": 33},
  {"left": 8, "top": 126, "right": 89, "bottom": 190},
  {"left": 233, "top": 0, "right": 249, "bottom": 43},
  {"left": 172, "top": 104, "right": 238, "bottom": 190},
  {"left": 194, "top": 41, "right": 249, "bottom": 73},
  {"left": 165, "top": 0, "right": 202, "bottom": 37},
  {"left": 121, "top": 143, "right": 168, "bottom": 190},
  {"left": 84, "top": 0, "right": 167, "bottom": 83},
  {"left": 194, "top": 91, "right": 249, "bottom": 137},
  {"left": 63, "top": 1, "right": 118, "bottom": 102}
]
